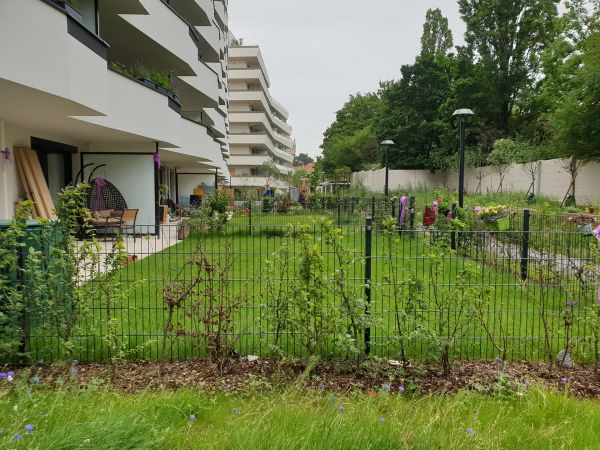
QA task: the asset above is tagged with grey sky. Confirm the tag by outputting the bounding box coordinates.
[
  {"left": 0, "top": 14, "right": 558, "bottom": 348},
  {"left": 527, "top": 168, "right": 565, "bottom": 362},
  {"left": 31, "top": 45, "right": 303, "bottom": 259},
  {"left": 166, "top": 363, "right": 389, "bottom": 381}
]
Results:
[{"left": 229, "top": 0, "right": 466, "bottom": 158}]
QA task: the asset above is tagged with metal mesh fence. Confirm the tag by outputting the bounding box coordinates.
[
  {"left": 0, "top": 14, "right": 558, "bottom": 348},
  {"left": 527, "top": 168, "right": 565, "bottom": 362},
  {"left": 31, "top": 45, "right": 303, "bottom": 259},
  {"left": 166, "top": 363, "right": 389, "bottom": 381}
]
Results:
[{"left": 15, "top": 212, "right": 598, "bottom": 365}]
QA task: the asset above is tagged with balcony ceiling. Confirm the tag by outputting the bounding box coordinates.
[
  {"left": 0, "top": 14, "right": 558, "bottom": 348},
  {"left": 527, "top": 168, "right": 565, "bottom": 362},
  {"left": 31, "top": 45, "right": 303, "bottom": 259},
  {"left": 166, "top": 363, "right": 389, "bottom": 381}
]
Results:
[{"left": 0, "top": 78, "right": 168, "bottom": 146}]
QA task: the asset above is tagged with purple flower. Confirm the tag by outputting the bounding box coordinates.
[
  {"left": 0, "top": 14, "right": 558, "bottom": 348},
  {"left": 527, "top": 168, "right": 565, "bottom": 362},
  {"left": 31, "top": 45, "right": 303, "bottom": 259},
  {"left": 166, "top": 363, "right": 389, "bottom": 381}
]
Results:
[
  {"left": 495, "top": 357, "right": 503, "bottom": 363},
  {"left": 398, "top": 386, "right": 405, "bottom": 393},
  {"left": 379, "top": 417, "right": 385, "bottom": 423},
  {"left": 474, "top": 206, "right": 483, "bottom": 214},
  {"left": 523, "top": 380, "right": 530, "bottom": 387},
  {"left": 0, "top": 373, "right": 6, "bottom": 380},
  {"left": 231, "top": 408, "right": 240, "bottom": 415},
  {"left": 319, "top": 383, "right": 325, "bottom": 389},
  {"left": 13, "top": 434, "right": 21, "bottom": 440},
  {"left": 32, "top": 377, "right": 40, "bottom": 384},
  {"left": 560, "top": 377, "right": 568, "bottom": 383},
  {"left": 383, "top": 384, "right": 391, "bottom": 391},
  {"left": 25, "top": 424, "right": 34, "bottom": 432},
  {"left": 189, "top": 415, "right": 196, "bottom": 421},
  {"left": 71, "top": 369, "right": 78, "bottom": 376},
  {"left": 337, "top": 406, "right": 345, "bottom": 411},
  {"left": 593, "top": 225, "right": 600, "bottom": 239},
  {"left": 467, "top": 428, "right": 474, "bottom": 436},
  {"left": 7, "top": 371, "right": 14, "bottom": 378}
]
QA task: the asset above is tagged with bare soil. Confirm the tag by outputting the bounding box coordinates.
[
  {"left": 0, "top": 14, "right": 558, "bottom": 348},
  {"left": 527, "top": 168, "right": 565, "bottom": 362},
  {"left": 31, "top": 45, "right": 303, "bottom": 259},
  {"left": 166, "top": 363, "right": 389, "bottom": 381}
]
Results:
[{"left": 6, "top": 359, "right": 600, "bottom": 398}]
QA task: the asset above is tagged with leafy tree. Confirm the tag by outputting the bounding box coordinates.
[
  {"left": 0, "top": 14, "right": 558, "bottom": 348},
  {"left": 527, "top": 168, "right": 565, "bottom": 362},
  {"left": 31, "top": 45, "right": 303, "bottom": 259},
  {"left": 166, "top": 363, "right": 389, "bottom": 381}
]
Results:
[
  {"left": 551, "top": 28, "right": 600, "bottom": 160},
  {"left": 375, "top": 55, "right": 454, "bottom": 169},
  {"left": 421, "top": 8, "right": 454, "bottom": 59},
  {"left": 458, "top": 0, "right": 559, "bottom": 134},
  {"left": 293, "top": 153, "right": 314, "bottom": 166}
]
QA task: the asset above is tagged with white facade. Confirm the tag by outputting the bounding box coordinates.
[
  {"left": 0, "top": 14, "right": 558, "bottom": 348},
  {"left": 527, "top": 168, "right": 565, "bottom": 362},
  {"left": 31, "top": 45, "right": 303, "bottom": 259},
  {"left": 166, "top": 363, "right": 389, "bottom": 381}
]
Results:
[
  {"left": 0, "top": 0, "right": 230, "bottom": 222},
  {"left": 227, "top": 39, "right": 294, "bottom": 197}
]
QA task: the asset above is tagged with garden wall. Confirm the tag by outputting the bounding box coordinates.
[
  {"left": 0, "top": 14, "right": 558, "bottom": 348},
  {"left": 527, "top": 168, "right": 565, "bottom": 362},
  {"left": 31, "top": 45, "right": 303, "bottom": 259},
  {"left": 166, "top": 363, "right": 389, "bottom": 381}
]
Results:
[{"left": 352, "top": 158, "right": 600, "bottom": 204}]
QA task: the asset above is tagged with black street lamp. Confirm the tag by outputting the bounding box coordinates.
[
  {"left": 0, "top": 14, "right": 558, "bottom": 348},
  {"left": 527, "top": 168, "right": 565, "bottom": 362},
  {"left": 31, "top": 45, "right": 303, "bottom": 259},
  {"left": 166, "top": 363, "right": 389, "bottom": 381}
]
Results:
[
  {"left": 452, "top": 109, "right": 474, "bottom": 208},
  {"left": 381, "top": 140, "right": 395, "bottom": 198}
]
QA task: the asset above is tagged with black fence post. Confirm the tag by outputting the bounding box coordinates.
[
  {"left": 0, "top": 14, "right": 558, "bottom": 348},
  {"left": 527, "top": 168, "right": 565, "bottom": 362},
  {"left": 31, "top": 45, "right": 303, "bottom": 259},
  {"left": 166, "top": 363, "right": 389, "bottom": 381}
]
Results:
[
  {"left": 371, "top": 197, "right": 376, "bottom": 221},
  {"left": 17, "top": 228, "right": 30, "bottom": 360},
  {"left": 409, "top": 196, "right": 416, "bottom": 231},
  {"left": 521, "top": 209, "right": 531, "bottom": 281},
  {"left": 451, "top": 203, "right": 457, "bottom": 250},
  {"left": 337, "top": 202, "right": 341, "bottom": 227},
  {"left": 248, "top": 201, "right": 252, "bottom": 236},
  {"left": 364, "top": 216, "right": 373, "bottom": 355},
  {"left": 391, "top": 198, "right": 396, "bottom": 219}
]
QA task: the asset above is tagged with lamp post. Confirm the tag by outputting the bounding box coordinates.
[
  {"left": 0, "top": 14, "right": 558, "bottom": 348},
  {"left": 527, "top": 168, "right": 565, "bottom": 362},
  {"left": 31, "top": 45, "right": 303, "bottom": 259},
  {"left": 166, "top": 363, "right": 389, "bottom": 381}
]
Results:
[
  {"left": 452, "top": 109, "right": 474, "bottom": 208},
  {"left": 381, "top": 140, "right": 395, "bottom": 198}
]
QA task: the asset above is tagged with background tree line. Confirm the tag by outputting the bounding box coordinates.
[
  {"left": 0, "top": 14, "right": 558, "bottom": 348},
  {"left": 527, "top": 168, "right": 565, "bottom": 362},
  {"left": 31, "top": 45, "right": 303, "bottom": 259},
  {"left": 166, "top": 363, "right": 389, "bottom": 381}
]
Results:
[{"left": 318, "top": 0, "right": 600, "bottom": 180}]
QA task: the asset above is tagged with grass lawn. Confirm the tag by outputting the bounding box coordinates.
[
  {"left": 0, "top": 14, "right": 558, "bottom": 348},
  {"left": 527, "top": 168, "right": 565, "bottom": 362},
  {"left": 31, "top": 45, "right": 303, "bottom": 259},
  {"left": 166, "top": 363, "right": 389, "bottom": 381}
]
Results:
[
  {"left": 1, "top": 384, "right": 599, "bottom": 449},
  {"left": 29, "top": 214, "right": 596, "bottom": 364}
]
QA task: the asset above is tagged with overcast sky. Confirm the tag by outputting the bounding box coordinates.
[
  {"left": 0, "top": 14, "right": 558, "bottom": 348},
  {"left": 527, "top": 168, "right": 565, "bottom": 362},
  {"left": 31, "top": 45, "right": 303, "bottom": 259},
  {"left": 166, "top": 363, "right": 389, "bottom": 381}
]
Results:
[{"left": 228, "top": 0, "right": 467, "bottom": 158}]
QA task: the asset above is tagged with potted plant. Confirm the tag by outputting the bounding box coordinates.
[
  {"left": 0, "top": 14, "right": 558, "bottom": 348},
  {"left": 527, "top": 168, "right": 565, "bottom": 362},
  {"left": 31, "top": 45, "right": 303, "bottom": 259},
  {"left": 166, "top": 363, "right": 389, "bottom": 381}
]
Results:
[
  {"left": 475, "top": 205, "right": 511, "bottom": 231},
  {"left": 565, "top": 213, "right": 597, "bottom": 236}
]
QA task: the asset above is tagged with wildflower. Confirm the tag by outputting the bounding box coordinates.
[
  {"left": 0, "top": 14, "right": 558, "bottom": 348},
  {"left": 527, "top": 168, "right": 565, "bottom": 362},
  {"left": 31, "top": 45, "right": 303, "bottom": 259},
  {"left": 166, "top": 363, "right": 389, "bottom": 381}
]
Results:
[
  {"left": 383, "top": 384, "right": 391, "bottom": 391},
  {"left": 560, "top": 377, "right": 568, "bottom": 383},
  {"left": 593, "top": 225, "right": 600, "bottom": 239},
  {"left": 32, "top": 377, "right": 40, "bottom": 384},
  {"left": 337, "top": 406, "right": 345, "bottom": 411},
  {"left": 0, "top": 373, "right": 6, "bottom": 380},
  {"left": 71, "top": 369, "right": 78, "bottom": 376},
  {"left": 369, "top": 391, "right": 377, "bottom": 398},
  {"left": 495, "top": 357, "right": 503, "bottom": 363},
  {"left": 189, "top": 415, "right": 196, "bottom": 421},
  {"left": 25, "top": 424, "right": 34, "bottom": 432},
  {"left": 474, "top": 206, "right": 483, "bottom": 215},
  {"left": 7, "top": 371, "right": 14, "bottom": 377},
  {"left": 467, "top": 428, "right": 474, "bottom": 436},
  {"left": 231, "top": 408, "right": 240, "bottom": 415},
  {"left": 331, "top": 395, "right": 337, "bottom": 403},
  {"left": 523, "top": 380, "right": 530, "bottom": 388},
  {"left": 319, "top": 383, "right": 325, "bottom": 389},
  {"left": 379, "top": 417, "right": 385, "bottom": 423},
  {"left": 13, "top": 434, "right": 21, "bottom": 440},
  {"left": 398, "top": 386, "right": 405, "bottom": 393}
]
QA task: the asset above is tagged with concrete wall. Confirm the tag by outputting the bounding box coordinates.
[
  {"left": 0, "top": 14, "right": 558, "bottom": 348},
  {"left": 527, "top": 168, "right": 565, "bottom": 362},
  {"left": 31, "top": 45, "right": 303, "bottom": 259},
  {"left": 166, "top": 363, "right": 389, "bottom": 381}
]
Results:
[{"left": 352, "top": 158, "right": 600, "bottom": 205}]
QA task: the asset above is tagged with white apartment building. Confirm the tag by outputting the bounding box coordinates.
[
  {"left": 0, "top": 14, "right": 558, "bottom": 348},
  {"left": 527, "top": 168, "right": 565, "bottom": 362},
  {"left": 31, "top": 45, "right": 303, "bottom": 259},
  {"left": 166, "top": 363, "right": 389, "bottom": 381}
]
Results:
[
  {"left": 227, "top": 38, "right": 294, "bottom": 198},
  {"left": 0, "top": 0, "right": 230, "bottom": 226}
]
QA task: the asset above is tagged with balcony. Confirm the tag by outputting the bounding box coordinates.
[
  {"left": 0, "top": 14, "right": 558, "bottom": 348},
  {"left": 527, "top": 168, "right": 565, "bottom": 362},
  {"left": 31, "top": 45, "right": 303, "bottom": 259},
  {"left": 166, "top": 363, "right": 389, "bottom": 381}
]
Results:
[
  {"left": 0, "top": 0, "right": 109, "bottom": 114},
  {"left": 228, "top": 134, "right": 294, "bottom": 163},
  {"left": 228, "top": 90, "right": 293, "bottom": 135},
  {"left": 110, "top": 0, "right": 219, "bottom": 107},
  {"left": 229, "top": 177, "right": 289, "bottom": 189},
  {"left": 229, "top": 112, "right": 294, "bottom": 149}
]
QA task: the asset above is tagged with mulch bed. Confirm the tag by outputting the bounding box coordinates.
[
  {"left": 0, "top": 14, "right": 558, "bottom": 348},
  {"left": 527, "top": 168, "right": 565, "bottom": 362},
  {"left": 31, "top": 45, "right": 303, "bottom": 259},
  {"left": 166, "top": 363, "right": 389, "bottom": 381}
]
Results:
[{"left": 5, "top": 359, "right": 600, "bottom": 398}]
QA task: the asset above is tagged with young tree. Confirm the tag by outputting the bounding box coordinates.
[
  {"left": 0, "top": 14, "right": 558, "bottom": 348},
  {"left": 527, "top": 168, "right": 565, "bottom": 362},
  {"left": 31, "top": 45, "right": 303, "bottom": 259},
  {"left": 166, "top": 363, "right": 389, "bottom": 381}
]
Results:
[{"left": 488, "top": 138, "right": 521, "bottom": 192}]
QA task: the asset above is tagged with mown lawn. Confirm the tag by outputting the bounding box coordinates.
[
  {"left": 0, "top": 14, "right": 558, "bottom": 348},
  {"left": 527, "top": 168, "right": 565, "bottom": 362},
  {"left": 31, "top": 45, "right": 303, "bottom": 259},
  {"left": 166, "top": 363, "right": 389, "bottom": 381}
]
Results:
[{"left": 1, "top": 384, "right": 599, "bottom": 449}]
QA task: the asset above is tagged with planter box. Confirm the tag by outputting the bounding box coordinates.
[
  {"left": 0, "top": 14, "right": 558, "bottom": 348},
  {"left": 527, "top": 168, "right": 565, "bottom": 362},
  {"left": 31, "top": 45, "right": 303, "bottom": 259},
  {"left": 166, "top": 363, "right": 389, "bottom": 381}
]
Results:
[{"left": 494, "top": 217, "right": 510, "bottom": 231}]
